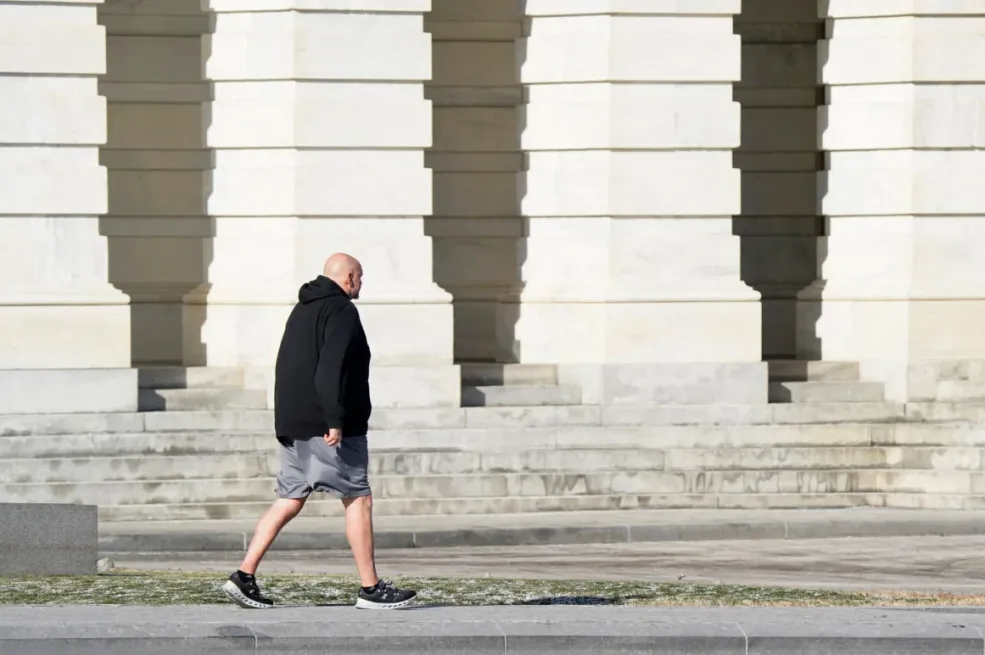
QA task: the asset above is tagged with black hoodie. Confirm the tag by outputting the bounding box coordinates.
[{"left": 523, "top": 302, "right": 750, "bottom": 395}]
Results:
[{"left": 274, "top": 276, "right": 372, "bottom": 439}]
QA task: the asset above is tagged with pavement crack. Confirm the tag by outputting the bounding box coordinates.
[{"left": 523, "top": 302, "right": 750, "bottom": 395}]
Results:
[
  {"left": 733, "top": 621, "right": 749, "bottom": 655},
  {"left": 493, "top": 619, "right": 508, "bottom": 654}
]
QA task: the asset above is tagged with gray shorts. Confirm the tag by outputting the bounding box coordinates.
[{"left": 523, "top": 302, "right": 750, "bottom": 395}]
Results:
[{"left": 275, "top": 435, "right": 371, "bottom": 500}]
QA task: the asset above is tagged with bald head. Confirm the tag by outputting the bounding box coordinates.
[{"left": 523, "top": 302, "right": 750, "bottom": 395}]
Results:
[{"left": 323, "top": 253, "right": 363, "bottom": 300}]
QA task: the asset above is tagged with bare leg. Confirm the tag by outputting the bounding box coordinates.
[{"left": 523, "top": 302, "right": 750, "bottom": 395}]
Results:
[
  {"left": 343, "top": 495, "right": 379, "bottom": 587},
  {"left": 239, "top": 497, "right": 305, "bottom": 575}
]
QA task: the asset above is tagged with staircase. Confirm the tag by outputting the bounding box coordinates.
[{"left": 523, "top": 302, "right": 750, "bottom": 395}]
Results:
[{"left": 5, "top": 361, "right": 985, "bottom": 522}]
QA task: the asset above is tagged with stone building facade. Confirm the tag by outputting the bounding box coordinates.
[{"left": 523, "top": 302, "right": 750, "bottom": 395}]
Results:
[{"left": 2, "top": 0, "right": 983, "bottom": 414}]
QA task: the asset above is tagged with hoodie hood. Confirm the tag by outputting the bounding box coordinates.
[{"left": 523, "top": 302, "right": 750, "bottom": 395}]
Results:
[{"left": 298, "top": 275, "right": 347, "bottom": 304}]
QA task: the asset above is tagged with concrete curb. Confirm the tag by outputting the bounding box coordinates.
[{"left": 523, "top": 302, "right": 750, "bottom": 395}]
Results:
[
  {"left": 1, "top": 606, "right": 982, "bottom": 654},
  {"left": 99, "top": 513, "right": 985, "bottom": 553}
]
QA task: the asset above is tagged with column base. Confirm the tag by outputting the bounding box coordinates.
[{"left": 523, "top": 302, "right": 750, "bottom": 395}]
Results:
[{"left": 0, "top": 369, "right": 137, "bottom": 414}]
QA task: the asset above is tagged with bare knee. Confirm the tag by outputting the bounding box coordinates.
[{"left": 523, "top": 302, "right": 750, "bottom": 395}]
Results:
[
  {"left": 343, "top": 494, "right": 373, "bottom": 512},
  {"left": 273, "top": 497, "right": 306, "bottom": 519}
]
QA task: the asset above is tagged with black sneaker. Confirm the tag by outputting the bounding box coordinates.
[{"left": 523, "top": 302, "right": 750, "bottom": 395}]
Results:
[
  {"left": 222, "top": 571, "right": 274, "bottom": 609},
  {"left": 355, "top": 579, "right": 417, "bottom": 610}
]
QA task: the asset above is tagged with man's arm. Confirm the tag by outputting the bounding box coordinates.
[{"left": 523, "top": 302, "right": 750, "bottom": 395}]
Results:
[{"left": 314, "top": 304, "right": 358, "bottom": 431}]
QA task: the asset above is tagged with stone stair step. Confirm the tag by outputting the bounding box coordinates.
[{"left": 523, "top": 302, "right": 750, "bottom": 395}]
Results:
[
  {"left": 768, "top": 382, "right": 885, "bottom": 404},
  {"left": 461, "top": 384, "right": 581, "bottom": 407},
  {"left": 6, "top": 446, "right": 985, "bottom": 484},
  {"left": 602, "top": 403, "right": 907, "bottom": 425},
  {"left": 5, "top": 401, "right": 985, "bottom": 439},
  {"left": 4, "top": 423, "right": 985, "bottom": 460},
  {"left": 138, "top": 388, "right": 269, "bottom": 412},
  {"left": 767, "top": 361, "right": 860, "bottom": 383},
  {"left": 459, "top": 363, "right": 558, "bottom": 387},
  {"left": 96, "top": 508, "right": 985, "bottom": 552},
  {"left": 95, "top": 492, "right": 985, "bottom": 522},
  {"left": 138, "top": 367, "right": 244, "bottom": 390},
  {"left": 6, "top": 469, "right": 984, "bottom": 506}
]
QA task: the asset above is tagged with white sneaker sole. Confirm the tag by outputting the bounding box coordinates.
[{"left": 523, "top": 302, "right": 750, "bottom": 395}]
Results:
[
  {"left": 354, "top": 597, "right": 416, "bottom": 610},
  {"left": 222, "top": 580, "right": 274, "bottom": 609}
]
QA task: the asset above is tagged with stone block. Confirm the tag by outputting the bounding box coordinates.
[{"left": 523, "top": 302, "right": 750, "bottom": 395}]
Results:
[
  {"left": 432, "top": 172, "right": 519, "bottom": 217},
  {"left": 432, "top": 41, "right": 517, "bottom": 87},
  {"left": 138, "top": 388, "right": 268, "bottom": 412},
  {"left": 523, "top": 0, "right": 741, "bottom": 15},
  {"left": 0, "top": 149, "right": 106, "bottom": 215},
  {"left": 139, "top": 367, "right": 245, "bottom": 390},
  {"left": 522, "top": 151, "right": 740, "bottom": 217},
  {"left": 209, "top": 82, "right": 431, "bottom": 148},
  {"left": 0, "top": 369, "right": 137, "bottom": 414},
  {"left": 0, "top": 77, "right": 104, "bottom": 145},
  {"left": 824, "top": 0, "right": 985, "bottom": 17},
  {"left": 821, "top": 27, "right": 985, "bottom": 84},
  {"left": 432, "top": 107, "right": 518, "bottom": 152},
  {"left": 823, "top": 85, "right": 985, "bottom": 150},
  {"left": 825, "top": 151, "right": 985, "bottom": 216},
  {"left": 207, "top": 0, "right": 431, "bottom": 10},
  {"left": 369, "top": 366, "right": 462, "bottom": 408},
  {"left": 105, "top": 35, "right": 202, "bottom": 83},
  {"left": 207, "top": 150, "right": 432, "bottom": 217},
  {"left": 462, "top": 385, "right": 581, "bottom": 407},
  {"left": 0, "top": 4, "right": 104, "bottom": 75},
  {"left": 768, "top": 381, "right": 885, "bottom": 403},
  {"left": 521, "top": 16, "right": 740, "bottom": 83},
  {"left": 207, "top": 12, "right": 430, "bottom": 81},
  {"left": 0, "top": 503, "right": 97, "bottom": 575},
  {"left": 107, "top": 170, "right": 206, "bottom": 216},
  {"left": 522, "top": 84, "right": 739, "bottom": 150},
  {"left": 106, "top": 102, "right": 206, "bottom": 150},
  {"left": 601, "top": 363, "right": 768, "bottom": 405}
]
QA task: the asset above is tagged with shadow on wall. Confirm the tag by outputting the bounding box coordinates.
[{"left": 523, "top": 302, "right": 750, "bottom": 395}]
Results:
[
  {"left": 97, "top": 0, "right": 215, "bottom": 367},
  {"left": 424, "top": 0, "right": 528, "bottom": 364},
  {"left": 733, "top": 0, "right": 829, "bottom": 367}
]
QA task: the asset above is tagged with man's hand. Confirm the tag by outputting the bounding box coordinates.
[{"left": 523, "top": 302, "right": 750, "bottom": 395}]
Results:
[{"left": 324, "top": 428, "right": 342, "bottom": 447}]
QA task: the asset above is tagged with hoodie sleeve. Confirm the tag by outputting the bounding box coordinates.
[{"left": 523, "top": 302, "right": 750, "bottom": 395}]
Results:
[{"left": 314, "top": 303, "right": 358, "bottom": 431}]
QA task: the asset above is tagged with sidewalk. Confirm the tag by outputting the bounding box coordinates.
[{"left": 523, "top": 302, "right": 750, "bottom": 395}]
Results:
[
  {"left": 99, "top": 508, "right": 985, "bottom": 552},
  {"left": 1, "top": 605, "right": 981, "bottom": 654}
]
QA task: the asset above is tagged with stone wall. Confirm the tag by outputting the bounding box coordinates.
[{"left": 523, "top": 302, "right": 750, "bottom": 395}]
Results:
[
  {"left": 816, "top": 1, "right": 985, "bottom": 400},
  {"left": 0, "top": 0, "right": 135, "bottom": 413}
]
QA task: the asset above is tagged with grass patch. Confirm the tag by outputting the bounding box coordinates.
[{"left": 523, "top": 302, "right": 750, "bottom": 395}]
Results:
[{"left": 0, "top": 571, "right": 982, "bottom": 607}]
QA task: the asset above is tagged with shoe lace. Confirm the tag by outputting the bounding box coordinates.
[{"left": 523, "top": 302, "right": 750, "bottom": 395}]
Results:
[
  {"left": 377, "top": 579, "right": 396, "bottom": 601},
  {"left": 245, "top": 578, "right": 262, "bottom": 597}
]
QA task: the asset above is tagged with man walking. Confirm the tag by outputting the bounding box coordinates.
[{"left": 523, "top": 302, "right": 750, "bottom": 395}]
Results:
[{"left": 222, "top": 253, "right": 417, "bottom": 610}]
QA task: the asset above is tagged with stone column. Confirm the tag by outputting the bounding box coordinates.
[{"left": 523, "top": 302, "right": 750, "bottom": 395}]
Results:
[
  {"left": 815, "top": 1, "right": 985, "bottom": 400},
  {"left": 516, "top": 0, "right": 766, "bottom": 404},
  {"left": 0, "top": 0, "right": 135, "bottom": 413},
  {"left": 199, "top": 0, "right": 458, "bottom": 407}
]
